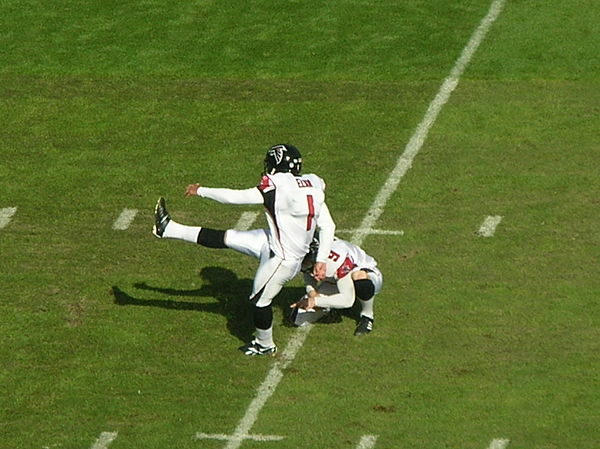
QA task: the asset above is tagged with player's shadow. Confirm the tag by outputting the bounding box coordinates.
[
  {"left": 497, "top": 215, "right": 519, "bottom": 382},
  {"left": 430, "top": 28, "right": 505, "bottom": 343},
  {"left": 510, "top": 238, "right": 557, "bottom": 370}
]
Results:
[{"left": 111, "top": 266, "right": 306, "bottom": 342}]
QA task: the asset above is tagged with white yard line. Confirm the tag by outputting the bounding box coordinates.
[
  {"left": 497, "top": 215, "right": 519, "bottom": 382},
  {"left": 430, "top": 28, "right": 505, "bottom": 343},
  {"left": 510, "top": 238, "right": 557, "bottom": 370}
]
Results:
[
  {"left": 223, "top": 325, "right": 312, "bottom": 449},
  {"left": 0, "top": 207, "right": 17, "bottom": 230},
  {"left": 112, "top": 208, "right": 138, "bottom": 230},
  {"left": 356, "top": 435, "right": 378, "bottom": 449},
  {"left": 217, "top": 1, "right": 506, "bottom": 448},
  {"left": 337, "top": 228, "right": 404, "bottom": 236},
  {"left": 477, "top": 215, "right": 503, "bottom": 237},
  {"left": 196, "top": 432, "right": 284, "bottom": 442},
  {"left": 487, "top": 438, "right": 510, "bottom": 449},
  {"left": 234, "top": 211, "right": 259, "bottom": 230},
  {"left": 89, "top": 432, "right": 118, "bottom": 449},
  {"left": 352, "top": 0, "right": 506, "bottom": 246}
]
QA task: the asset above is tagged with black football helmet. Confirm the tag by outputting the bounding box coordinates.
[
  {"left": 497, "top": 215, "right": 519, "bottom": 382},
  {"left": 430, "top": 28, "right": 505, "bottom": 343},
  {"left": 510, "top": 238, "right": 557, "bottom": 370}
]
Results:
[{"left": 264, "top": 144, "right": 302, "bottom": 176}]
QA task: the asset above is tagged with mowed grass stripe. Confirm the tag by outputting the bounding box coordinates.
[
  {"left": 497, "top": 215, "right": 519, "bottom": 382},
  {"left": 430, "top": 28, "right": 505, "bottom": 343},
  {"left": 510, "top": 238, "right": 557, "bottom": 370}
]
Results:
[{"left": 4, "top": 0, "right": 597, "bottom": 447}]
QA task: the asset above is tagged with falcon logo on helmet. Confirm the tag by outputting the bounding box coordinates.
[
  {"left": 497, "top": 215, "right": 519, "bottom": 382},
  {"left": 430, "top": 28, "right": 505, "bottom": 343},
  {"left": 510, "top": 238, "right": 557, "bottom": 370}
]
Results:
[
  {"left": 264, "top": 144, "right": 302, "bottom": 176},
  {"left": 271, "top": 145, "right": 284, "bottom": 165}
]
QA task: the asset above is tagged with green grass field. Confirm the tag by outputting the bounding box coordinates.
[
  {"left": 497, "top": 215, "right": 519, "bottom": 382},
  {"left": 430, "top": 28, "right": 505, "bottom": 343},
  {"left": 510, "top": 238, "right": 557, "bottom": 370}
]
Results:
[{"left": 1, "top": 0, "right": 599, "bottom": 448}]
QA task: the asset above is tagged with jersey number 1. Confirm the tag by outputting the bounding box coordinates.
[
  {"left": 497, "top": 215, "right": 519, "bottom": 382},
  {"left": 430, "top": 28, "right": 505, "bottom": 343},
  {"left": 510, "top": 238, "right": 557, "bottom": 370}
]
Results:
[{"left": 306, "top": 194, "right": 315, "bottom": 230}]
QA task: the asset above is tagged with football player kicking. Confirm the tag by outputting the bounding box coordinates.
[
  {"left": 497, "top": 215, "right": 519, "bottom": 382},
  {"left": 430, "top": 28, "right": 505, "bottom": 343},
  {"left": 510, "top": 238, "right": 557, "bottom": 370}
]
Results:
[
  {"left": 153, "top": 144, "right": 336, "bottom": 356},
  {"left": 290, "top": 236, "right": 383, "bottom": 336}
]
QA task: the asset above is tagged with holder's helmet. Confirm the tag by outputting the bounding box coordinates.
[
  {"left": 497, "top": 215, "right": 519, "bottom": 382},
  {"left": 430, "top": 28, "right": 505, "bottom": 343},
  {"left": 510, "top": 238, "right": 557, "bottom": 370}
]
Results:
[
  {"left": 301, "top": 237, "right": 320, "bottom": 273},
  {"left": 264, "top": 144, "right": 302, "bottom": 176}
]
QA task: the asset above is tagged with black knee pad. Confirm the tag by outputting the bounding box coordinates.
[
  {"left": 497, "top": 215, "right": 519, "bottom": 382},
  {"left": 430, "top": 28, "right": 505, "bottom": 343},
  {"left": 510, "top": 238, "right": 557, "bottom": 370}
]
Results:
[
  {"left": 253, "top": 305, "right": 273, "bottom": 330},
  {"left": 353, "top": 279, "right": 375, "bottom": 301},
  {"left": 197, "top": 228, "right": 227, "bottom": 248}
]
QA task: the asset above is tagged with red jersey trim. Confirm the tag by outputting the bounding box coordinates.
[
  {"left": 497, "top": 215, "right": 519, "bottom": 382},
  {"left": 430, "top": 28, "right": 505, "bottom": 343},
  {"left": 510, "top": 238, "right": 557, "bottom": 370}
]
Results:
[
  {"left": 258, "top": 175, "right": 275, "bottom": 193},
  {"left": 336, "top": 256, "right": 356, "bottom": 279}
]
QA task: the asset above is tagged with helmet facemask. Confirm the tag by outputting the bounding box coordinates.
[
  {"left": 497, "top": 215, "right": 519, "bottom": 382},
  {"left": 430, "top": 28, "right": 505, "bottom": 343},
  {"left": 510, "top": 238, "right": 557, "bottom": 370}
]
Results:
[{"left": 301, "top": 237, "right": 319, "bottom": 273}]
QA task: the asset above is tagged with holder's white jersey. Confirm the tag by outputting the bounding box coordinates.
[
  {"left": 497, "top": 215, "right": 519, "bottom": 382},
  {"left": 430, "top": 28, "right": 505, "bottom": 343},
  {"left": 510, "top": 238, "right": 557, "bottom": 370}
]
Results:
[
  {"left": 304, "top": 237, "right": 382, "bottom": 311},
  {"left": 324, "top": 237, "right": 378, "bottom": 281}
]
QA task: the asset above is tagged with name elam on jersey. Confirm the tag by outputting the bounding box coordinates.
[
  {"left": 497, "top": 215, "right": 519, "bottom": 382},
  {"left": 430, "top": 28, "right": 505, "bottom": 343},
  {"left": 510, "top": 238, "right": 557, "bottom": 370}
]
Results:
[
  {"left": 295, "top": 178, "right": 313, "bottom": 188},
  {"left": 259, "top": 174, "right": 317, "bottom": 192}
]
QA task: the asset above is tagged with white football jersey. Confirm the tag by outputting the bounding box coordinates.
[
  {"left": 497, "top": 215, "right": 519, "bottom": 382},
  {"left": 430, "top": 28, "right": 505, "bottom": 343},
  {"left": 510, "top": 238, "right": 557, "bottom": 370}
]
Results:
[
  {"left": 258, "top": 172, "right": 333, "bottom": 260},
  {"left": 324, "top": 237, "right": 378, "bottom": 281},
  {"left": 304, "top": 237, "right": 382, "bottom": 311}
]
